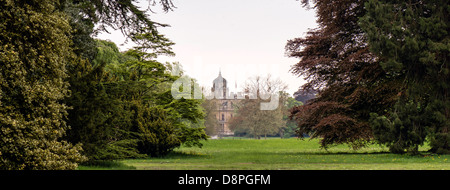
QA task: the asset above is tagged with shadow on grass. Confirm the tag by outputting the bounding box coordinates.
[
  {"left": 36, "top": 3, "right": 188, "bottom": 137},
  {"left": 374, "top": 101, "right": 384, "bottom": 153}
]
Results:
[
  {"left": 295, "top": 151, "right": 391, "bottom": 156},
  {"left": 79, "top": 160, "right": 136, "bottom": 170},
  {"left": 159, "top": 150, "right": 211, "bottom": 159},
  {"left": 260, "top": 151, "right": 437, "bottom": 157}
]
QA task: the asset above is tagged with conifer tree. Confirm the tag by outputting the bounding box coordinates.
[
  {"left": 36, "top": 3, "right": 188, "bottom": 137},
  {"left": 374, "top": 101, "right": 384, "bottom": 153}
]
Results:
[
  {"left": 361, "top": 0, "right": 450, "bottom": 154},
  {"left": 137, "top": 106, "right": 180, "bottom": 157}
]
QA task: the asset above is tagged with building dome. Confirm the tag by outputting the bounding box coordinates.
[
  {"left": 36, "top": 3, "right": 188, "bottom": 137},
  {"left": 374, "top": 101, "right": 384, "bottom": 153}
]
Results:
[
  {"left": 213, "top": 71, "right": 227, "bottom": 88},
  {"left": 212, "top": 71, "right": 228, "bottom": 98}
]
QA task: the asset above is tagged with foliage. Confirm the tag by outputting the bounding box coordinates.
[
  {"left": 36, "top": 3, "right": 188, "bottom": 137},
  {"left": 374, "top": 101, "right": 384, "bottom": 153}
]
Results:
[
  {"left": 0, "top": 0, "right": 86, "bottom": 169},
  {"left": 288, "top": 0, "right": 449, "bottom": 154},
  {"left": 64, "top": 40, "right": 137, "bottom": 160},
  {"left": 137, "top": 106, "right": 180, "bottom": 157},
  {"left": 201, "top": 99, "right": 220, "bottom": 136},
  {"left": 229, "top": 75, "right": 288, "bottom": 139},
  {"left": 361, "top": 0, "right": 450, "bottom": 154},
  {"left": 62, "top": 0, "right": 98, "bottom": 62},
  {"left": 282, "top": 97, "right": 303, "bottom": 138},
  {"left": 64, "top": 0, "right": 175, "bottom": 40},
  {"left": 369, "top": 101, "right": 428, "bottom": 154},
  {"left": 164, "top": 81, "right": 208, "bottom": 148},
  {"left": 287, "top": 0, "right": 397, "bottom": 149},
  {"left": 65, "top": 37, "right": 207, "bottom": 159}
]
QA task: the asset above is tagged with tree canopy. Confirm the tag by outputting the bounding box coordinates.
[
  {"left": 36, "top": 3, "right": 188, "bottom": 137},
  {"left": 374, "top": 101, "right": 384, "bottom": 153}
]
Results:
[
  {"left": 287, "top": 0, "right": 392, "bottom": 149},
  {"left": 288, "top": 0, "right": 449, "bottom": 154},
  {"left": 229, "top": 75, "right": 288, "bottom": 139},
  {"left": 361, "top": 0, "right": 449, "bottom": 154}
]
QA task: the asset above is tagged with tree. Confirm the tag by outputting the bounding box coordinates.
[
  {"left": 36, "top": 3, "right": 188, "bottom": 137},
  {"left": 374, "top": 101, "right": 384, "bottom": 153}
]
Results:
[
  {"left": 162, "top": 75, "right": 208, "bottom": 148},
  {"left": 64, "top": 40, "right": 142, "bottom": 160},
  {"left": 63, "top": 0, "right": 175, "bottom": 40},
  {"left": 229, "top": 75, "right": 288, "bottom": 139},
  {"left": 201, "top": 99, "right": 220, "bottom": 136},
  {"left": 286, "top": 0, "right": 400, "bottom": 149},
  {"left": 63, "top": 1, "right": 98, "bottom": 63},
  {"left": 0, "top": 0, "right": 86, "bottom": 169},
  {"left": 137, "top": 106, "right": 180, "bottom": 157},
  {"left": 361, "top": 0, "right": 450, "bottom": 154},
  {"left": 282, "top": 97, "right": 303, "bottom": 138}
]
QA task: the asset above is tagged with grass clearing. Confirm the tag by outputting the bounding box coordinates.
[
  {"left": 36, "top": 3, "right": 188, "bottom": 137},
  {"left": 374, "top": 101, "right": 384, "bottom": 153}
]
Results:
[{"left": 80, "top": 138, "right": 450, "bottom": 170}]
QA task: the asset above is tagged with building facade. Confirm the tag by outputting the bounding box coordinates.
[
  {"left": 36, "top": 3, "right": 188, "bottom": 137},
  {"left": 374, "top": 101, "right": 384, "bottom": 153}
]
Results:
[{"left": 211, "top": 71, "right": 238, "bottom": 136}]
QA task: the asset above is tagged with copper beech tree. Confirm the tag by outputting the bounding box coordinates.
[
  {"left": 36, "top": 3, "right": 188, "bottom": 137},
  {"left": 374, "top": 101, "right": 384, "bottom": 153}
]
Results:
[{"left": 286, "top": 0, "right": 400, "bottom": 149}]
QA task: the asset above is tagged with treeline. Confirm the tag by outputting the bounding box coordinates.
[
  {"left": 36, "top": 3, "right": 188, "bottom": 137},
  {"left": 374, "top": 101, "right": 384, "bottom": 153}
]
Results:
[
  {"left": 0, "top": 0, "right": 207, "bottom": 170},
  {"left": 287, "top": 0, "right": 449, "bottom": 154}
]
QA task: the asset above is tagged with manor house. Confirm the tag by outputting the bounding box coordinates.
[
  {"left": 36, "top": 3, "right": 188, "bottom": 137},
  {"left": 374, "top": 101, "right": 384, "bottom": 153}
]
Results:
[{"left": 210, "top": 71, "right": 239, "bottom": 136}]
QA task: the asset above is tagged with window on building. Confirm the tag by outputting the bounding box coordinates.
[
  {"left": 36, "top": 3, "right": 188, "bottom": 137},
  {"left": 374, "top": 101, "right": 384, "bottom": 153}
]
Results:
[{"left": 221, "top": 114, "right": 225, "bottom": 121}]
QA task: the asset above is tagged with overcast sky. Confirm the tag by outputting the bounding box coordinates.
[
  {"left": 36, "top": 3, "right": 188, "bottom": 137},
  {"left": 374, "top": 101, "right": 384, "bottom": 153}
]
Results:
[{"left": 97, "top": 0, "right": 317, "bottom": 96}]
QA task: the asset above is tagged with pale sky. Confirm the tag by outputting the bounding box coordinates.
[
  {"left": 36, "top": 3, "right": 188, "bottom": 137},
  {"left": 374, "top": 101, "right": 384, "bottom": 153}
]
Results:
[{"left": 97, "top": 0, "right": 317, "bottom": 96}]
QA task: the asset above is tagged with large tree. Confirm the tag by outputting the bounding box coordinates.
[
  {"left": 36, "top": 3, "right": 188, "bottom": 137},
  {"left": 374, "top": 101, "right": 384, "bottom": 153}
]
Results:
[
  {"left": 286, "top": 0, "right": 400, "bottom": 149},
  {"left": 0, "top": 0, "right": 86, "bottom": 169},
  {"left": 361, "top": 0, "right": 450, "bottom": 154}
]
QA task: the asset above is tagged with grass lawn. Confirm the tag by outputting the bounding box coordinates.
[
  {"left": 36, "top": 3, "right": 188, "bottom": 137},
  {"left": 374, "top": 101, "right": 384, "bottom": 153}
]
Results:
[{"left": 79, "top": 138, "right": 450, "bottom": 170}]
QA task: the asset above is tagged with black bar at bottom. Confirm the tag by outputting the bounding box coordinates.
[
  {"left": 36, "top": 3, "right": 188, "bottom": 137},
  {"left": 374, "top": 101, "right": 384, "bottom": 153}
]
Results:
[{"left": 0, "top": 170, "right": 445, "bottom": 189}]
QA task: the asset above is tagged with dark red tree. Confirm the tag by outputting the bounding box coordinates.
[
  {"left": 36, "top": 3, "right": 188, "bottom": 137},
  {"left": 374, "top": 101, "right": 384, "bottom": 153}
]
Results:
[{"left": 286, "top": 0, "right": 400, "bottom": 149}]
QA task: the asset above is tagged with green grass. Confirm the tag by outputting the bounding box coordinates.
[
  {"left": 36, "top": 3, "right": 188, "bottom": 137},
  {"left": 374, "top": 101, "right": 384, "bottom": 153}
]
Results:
[{"left": 80, "top": 138, "right": 450, "bottom": 170}]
